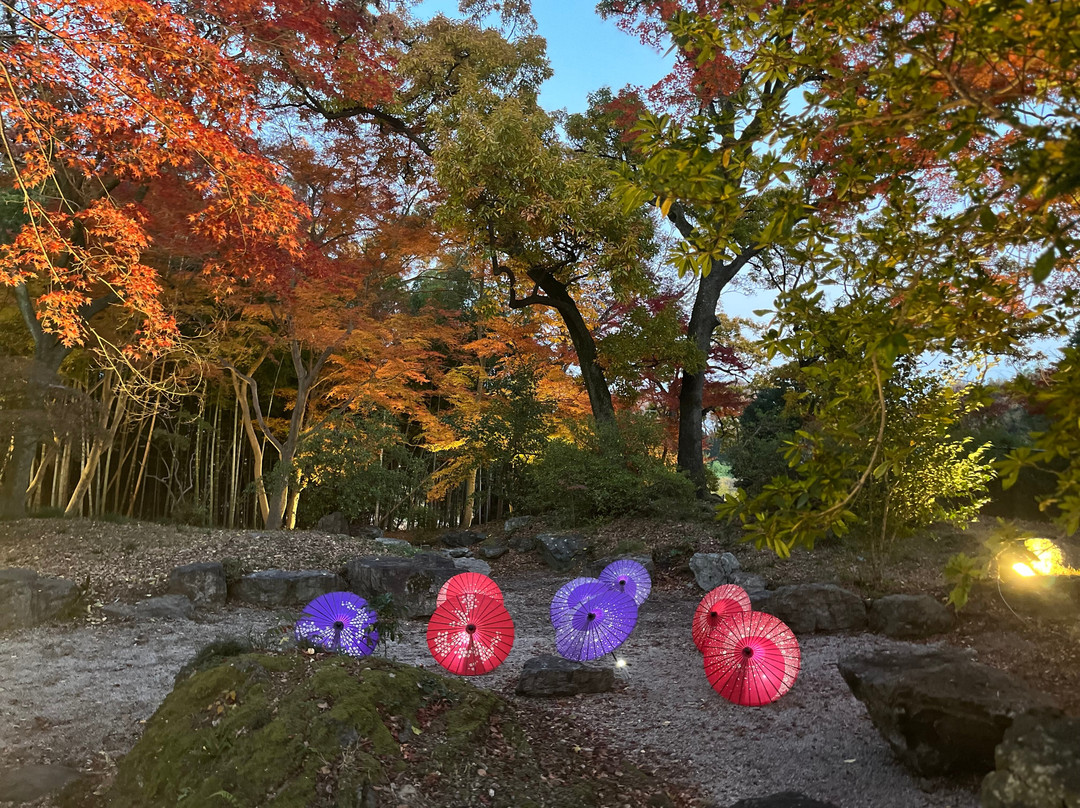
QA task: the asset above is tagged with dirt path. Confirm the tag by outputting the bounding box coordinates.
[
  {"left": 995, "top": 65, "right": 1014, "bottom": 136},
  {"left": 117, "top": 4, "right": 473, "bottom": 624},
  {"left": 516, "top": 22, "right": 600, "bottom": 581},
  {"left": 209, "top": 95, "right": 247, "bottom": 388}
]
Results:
[
  {"left": 0, "top": 566, "right": 989, "bottom": 808},
  {"left": 1, "top": 570, "right": 981, "bottom": 808}
]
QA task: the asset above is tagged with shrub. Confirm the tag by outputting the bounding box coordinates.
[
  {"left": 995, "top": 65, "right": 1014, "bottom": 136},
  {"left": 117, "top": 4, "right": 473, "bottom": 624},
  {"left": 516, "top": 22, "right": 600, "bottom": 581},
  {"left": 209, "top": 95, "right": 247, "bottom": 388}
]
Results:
[{"left": 515, "top": 414, "right": 697, "bottom": 524}]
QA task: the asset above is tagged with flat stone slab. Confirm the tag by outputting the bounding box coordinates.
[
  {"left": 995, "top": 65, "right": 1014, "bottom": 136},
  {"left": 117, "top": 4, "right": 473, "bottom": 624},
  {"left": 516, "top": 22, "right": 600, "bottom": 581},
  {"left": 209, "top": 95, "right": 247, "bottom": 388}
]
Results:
[
  {"left": 838, "top": 646, "right": 1060, "bottom": 776},
  {"left": 536, "top": 533, "right": 586, "bottom": 571},
  {"left": 515, "top": 654, "right": 615, "bottom": 697},
  {"left": 0, "top": 763, "right": 81, "bottom": 803},
  {"left": 230, "top": 569, "right": 346, "bottom": 608}
]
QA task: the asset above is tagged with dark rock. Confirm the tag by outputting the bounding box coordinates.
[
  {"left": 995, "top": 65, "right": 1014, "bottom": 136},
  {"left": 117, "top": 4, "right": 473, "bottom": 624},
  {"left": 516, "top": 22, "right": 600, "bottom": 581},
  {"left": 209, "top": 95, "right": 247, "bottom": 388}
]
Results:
[
  {"left": 439, "top": 529, "right": 487, "bottom": 548},
  {"left": 730, "top": 571, "right": 769, "bottom": 600},
  {"left": 230, "top": 569, "right": 346, "bottom": 608},
  {"left": 446, "top": 547, "right": 471, "bottom": 558},
  {"left": 503, "top": 515, "right": 533, "bottom": 533},
  {"left": 838, "top": 646, "right": 1060, "bottom": 776},
  {"left": 344, "top": 554, "right": 457, "bottom": 619},
  {"left": 689, "top": 552, "right": 741, "bottom": 590},
  {"left": 0, "top": 763, "right": 81, "bottom": 803},
  {"left": 726, "top": 793, "right": 840, "bottom": 808},
  {"left": 349, "top": 523, "right": 383, "bottom": 541},
  {"left": 0, "top": 568, "right": 79, "bottom": 631},
  {"left": 515, "top": 654, "right": 615, "bottom": 697},
  {"left": 374, "top": 536, "right": 412, "bottom": 552},
  {"left": 167, "top": 562, "right": 227, "bottom": 606},
  {"left": 981, "top": 714, "right": 1080, "bottom": 808},
  {"left": 509, "top": 531, "right": 537, "bottom": 553},
  {"left": 760, "top": 584, "right": 867, "bottom": 634},
  {"left": 316, "top": 511, "right": 350, "bottom": 535},
  {"left": 133, "top": 594, "right": 195, "bottom": 621},
  {"left": 536, "top": 533, "right": 587, "bottom": 571},
  {"left": 102, "top": 601, "right": 136, "bottom": 621},
  {"left": 868, "top": 594, "right": 955, "bottom": 639},
  {"left": 588, "top": 554, "right": 655, "bottom": 577},
  {"left": 476, "top": 535, "right": 509, "bottom": 560},
  {"left": 453, "top": 557, "right": 492, "bottom": 576}
]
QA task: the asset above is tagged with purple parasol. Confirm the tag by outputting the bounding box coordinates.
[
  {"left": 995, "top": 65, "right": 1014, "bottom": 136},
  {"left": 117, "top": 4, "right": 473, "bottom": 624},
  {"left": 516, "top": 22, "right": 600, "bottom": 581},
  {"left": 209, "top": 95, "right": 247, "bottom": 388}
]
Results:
[
  {"left": 294, "top": 591, "right": 379, "bottom": 657},
  {"left": 598, "top": 559, "right": 651, "bottom": 606},
  {"left": 553, "top": 587, "right": 638, "bottom": 662},
  {"left": 549, "top": 577, "right": 600, "bottom": 629}
]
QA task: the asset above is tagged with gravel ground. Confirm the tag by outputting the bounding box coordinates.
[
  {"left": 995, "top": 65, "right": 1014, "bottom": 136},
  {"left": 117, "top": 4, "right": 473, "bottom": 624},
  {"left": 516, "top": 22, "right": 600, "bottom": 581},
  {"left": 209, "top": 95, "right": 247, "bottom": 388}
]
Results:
[{"left": 1, "top": 569, "right": 982, "bottom": 808}]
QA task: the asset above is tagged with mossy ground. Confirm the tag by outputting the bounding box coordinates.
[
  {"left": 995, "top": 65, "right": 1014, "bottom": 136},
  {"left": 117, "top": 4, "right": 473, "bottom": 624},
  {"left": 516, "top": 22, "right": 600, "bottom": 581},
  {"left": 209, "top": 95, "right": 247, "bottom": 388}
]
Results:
[{"left": 58, "top": 648, "right": 693, "bottom": 808}]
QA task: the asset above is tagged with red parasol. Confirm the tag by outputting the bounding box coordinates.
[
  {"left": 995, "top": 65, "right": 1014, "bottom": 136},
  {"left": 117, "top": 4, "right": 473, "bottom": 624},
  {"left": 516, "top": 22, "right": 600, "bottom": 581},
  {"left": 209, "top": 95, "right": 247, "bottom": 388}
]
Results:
[
  {"left": 436, "top": 572, "right": 504, "bottom": 608},
  {"left": 703, "top": 610, "right": 800, "bottom": 706},
  {"left": 692, "top": 584, "right": 752, "bottom": 652},
  {"left": 427, "top": 592, "right": 514, "bottom": 676}
]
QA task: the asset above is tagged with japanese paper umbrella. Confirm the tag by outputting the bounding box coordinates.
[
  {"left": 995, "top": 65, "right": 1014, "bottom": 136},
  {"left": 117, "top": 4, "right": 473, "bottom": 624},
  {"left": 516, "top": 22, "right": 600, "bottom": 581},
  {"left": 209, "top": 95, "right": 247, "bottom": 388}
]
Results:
[
  {"left": 436, "top": 572, "right": 503, "bottom": 608},
  {"left": 294, "top": 591, "right": 379, "bottom": 657},
  {"left": 598, "top": 559, "right": 651, "bottom": 606},
  {"left": 427, "top": 593, "right": 515, "bottom": 676},
  {"left": 703, "top": 610, "right": 800, "bottom": 706},
  {"left": 553, "top": 588, "right": 638, "bottom": 662},
  {"left": 549, "top": 577, "right": 600, "bottom": 628},
  {"left": 692, "top": 584, "right": 752, "bottom": 652}
]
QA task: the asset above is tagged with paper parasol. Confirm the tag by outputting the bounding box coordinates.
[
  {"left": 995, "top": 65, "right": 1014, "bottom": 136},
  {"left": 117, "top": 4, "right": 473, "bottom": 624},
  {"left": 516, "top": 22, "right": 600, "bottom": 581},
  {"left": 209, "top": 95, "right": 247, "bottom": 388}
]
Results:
[
  {"left": 692, "top": 584, "right": 752, "bottom": 652},
  {"left": 294, "top": 591, "right": 379, "bottom": 657},
  {"left": 549, "top": 577, "right": 600, "bottom": 628},
  {"left": 553, "top": 588, "right": 638, "bottom": 661},
  {"left": 436, "top": 572, "right": 503, "bottom": 608},
  {"left": 427, "top": 593, "right": 515, "bottom": 676},
  {"left": 703, "top": 610, "right": 800, "bottom": 706},
  {"left": 598, "top": 559, "right": 651, "bottom": 606}
]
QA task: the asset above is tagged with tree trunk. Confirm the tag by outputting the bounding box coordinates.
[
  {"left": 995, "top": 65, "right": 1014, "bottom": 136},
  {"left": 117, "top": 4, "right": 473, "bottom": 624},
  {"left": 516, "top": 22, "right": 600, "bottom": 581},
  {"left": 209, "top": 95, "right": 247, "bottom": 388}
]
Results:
[
  {"left": 0, "top": 428, "right": 37, "bottom": 518},
  {"left": 676, "top": 252, "right": 756, "bottom": 495},
  {"left": 65, "top": 374, "right": 128, "bottom": 516},
  {"left": 461, "top": 466, "right": 477, "bottom": 528}
]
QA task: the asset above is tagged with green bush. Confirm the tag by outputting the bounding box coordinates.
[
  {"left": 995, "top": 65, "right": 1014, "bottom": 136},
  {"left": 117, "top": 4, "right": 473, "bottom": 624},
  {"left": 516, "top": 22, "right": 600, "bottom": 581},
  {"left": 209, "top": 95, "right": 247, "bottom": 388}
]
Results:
[
  {"left": 725, "top": 385, "right": 803, "bottom": 497},
  {"left": 515, "top": 414, "right": 697, "bottom": 524}
]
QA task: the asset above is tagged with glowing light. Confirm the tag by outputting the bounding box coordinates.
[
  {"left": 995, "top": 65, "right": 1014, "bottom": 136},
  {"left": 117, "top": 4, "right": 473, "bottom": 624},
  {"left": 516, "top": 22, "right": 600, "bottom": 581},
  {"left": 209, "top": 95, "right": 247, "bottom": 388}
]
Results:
[
  {"left": 1023, "top": 539, "right": 1064, "bottom": 575},
  {"left": 615, "top": 658, "right": 627, "bottom": 668},
  {"left": 1012, "top": 563, "right": 1036, "bottom": 577}
]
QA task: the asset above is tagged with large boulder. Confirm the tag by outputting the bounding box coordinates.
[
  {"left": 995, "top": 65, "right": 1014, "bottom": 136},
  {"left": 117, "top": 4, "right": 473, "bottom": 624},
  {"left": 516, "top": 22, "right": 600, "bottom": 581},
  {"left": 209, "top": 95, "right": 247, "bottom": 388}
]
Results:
[
  {"left": 760, "top": 584, "right": 867, "bottom": 634},
  {"left": 536, "top": 533, "right": 587, "bottom": 571},
  {"left": 0, "top": 568, "right": 79, "bottom": 631},
  {"left": 503, "top": 515, "right": 533, "bottom": 533},
  {"left": 439, "top": 529, "right": 487, "bottom": 548},
  {"left": 868, "top": 594, "right": 955, "bottom": 639},
  {"left": 726, "top": 794, "right": 839, "bottom": 808},
  {"left": 344, "top": 553, "right": 457, "bottom": 618},
  {"left": 349, "top": 523, "right": 383, "bottom": 541},
  {"left": 168, "top": 562, "right": 227, "bottom": 606},
  {"left": 689, "top": 552, "right": 741, "bottom": 590},
  {"left": 516, "top": 654, "right": 615, "bottom": 697},
  {"left": 981, "top": 714, "right": 1080, "bottom": 808},
  {"left": 315, "top": 511, "right": 350, "bottom": 535},
  {"left": 838, "top": 647, "right": 1060, "bottom": 777},
  {"left": 476, "top": 535, "right": 509, "bottom": 560},
  {"left": 230, "top": 569, "right": 346, "bottom": 608},
  {"left": 104, "top": 594, "right": 196, "bottom": 622}
]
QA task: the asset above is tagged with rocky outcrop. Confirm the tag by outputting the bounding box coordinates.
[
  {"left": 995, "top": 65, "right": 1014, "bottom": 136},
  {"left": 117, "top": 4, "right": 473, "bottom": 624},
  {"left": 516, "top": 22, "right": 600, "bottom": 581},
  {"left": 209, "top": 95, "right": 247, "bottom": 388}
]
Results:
[
  {"left": 689, "top": 552, "right": 741, "bottom": 590},
  {"left": 104, "top": 594, "right": 195, "bottom": 622},
  {"left": 759, "top": 584, "right": 866, "bottom": 634},
  {"left": 167, "top": 562, "right": 227, "bottom": 606},
  {"left": 536, "top": 533, "right": 587, "bottom": 571},
  {"left": 515, "top": 654, "right": 615, "bottom": 697},
  {"left": 476, "top": 535, "right": 509, "bottom": 560},
  {"left": 867, "top": 594, "right": 954, "bottom": 639},
  {"left": 230, "top": 569, "right": 346, "bottom": 608},
  {"left": 452, "top": 557, "right": 492, "bottom": 576},
  {"left": 981, "top": 714, "right": 1080, "bottom": 808},
  {"left": 0, "top": 568, "right": 80, "bottom": 631},
  {"left": 838, "top": 646, "right": 1060, "bottom": 776},
  {"left": 344, "top": 553, "right": 457, "bottom": 618}
]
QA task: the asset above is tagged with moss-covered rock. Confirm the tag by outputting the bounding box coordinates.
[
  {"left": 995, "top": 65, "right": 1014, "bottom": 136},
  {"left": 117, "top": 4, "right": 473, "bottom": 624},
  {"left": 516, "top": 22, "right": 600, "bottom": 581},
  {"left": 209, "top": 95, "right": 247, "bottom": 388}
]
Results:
[{"left": 61, "top": 649, "right": 689, "bottom": 808}]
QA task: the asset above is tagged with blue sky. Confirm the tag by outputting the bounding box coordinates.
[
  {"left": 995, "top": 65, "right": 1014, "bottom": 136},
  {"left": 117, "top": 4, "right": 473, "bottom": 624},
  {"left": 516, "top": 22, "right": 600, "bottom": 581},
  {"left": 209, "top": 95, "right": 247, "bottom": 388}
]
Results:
[{"left": 414, "top": 1, "right": 673, "bottom": 113}]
